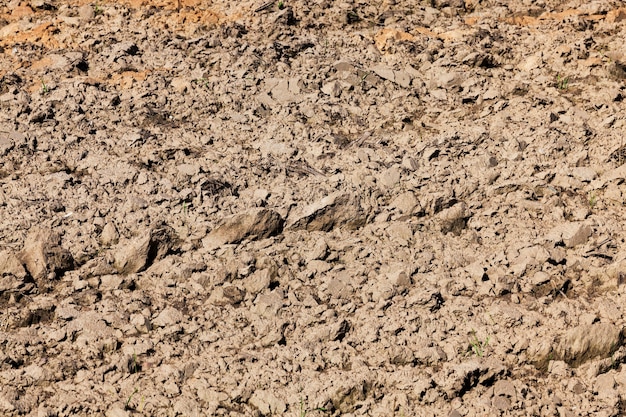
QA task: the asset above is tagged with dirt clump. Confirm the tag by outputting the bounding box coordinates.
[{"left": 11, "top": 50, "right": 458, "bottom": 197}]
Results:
[{"left": 3, "top": 0, "right": 626, "bottom": 415}]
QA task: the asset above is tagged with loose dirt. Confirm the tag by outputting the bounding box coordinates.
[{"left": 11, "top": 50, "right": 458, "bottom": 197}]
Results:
[{"left": 2, "top": 0, "right": 626, "bottom": 416}]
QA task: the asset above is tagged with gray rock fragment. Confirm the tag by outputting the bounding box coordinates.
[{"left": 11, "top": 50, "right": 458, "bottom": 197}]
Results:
[
  {"left": 249, "top": 390, "right": 286, "bottom": 415},
  {"left": 440, "top": 360, "right": 508, "bottom": 398},
  {"left": 378, "top": 165, "right": 401, "bottom": 189},
  {"left": 438, "top": 202, "right": 469, "bottom": 235},
  {"left": 271, "top": 79, "right": 297, "bottom": 103},
  {"left": 100, "top": 223, "right": 119, "bottom": 246},
  {"left": 19, "top": 228, "right": 74, "bottom": 284},
  {"left": 0, "top": 250, "right": 28, "bottom": 292},
  {"left": 288, "top": 192, "right": 365, "bottom": 231},
  {"left": 209, "top": 284, "right": 245, "bottom": 306},
  {"left": 0, "top": 134, "right": 14, "bottom": 156},
  {"left": 153, "top": 306, "right": 184, "bottom": 328},
  {"left": 105, "top": 404, "right": 130, "bottom": 417},
  {"left": 202, "top": 208, "right": 284, "bottom": 250},
  {"left": 546, "top": 222, "right": 592, "bottom": 248},
  {"left": 372, "top": 64, "right": 395, "bottom": 82},
  {"left": 114, "top": 225, "right": 177, "bottom": 274},
  {"left": 321, "top": 80, "right": 342, "bottom": 97},
  {"left": 555, "top": 324, "right": 624, "bottom": 367}
]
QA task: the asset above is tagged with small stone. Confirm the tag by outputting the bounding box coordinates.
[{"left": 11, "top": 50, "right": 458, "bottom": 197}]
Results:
[
  {"left": 555, "top": 324, "right": 624, "bottom": 367},
  {"left": 249, "top": 390, "right": 286, "bottom": 415},
  {"left": 334, "top": 61, "right": 354, "bottom": 72},
  {"left": 372, "top": 64, "right": 395, "bottom": 82},
  {"left": 0, "top": 133, "right": 14, "bottom": 156},
  {"left": 394, "top": 70, "right": 412, "bottom": 87},
  {"left": 0, "top": 250, "right": 27, "bottom": 292},
  {"left": 390, "top": 191, "right": 419, "bottom": 215},
  {"left": 387, "top": 222, "right": 413, "bottom": 243},
  {"left": 19, "top": 228, "right": 74, "bottom": 284},
  {"left": 202, "top": 209, "right": 284, "bottom": 250},
  {"left": 78, "top": 4, "right": 94, "bottom": 20},
  {"left": 100, "top": 223, "right": 119, "bottom": 246},
  {"left": 105, "top": 404, "right": 130, "bottom": 417},
  {"left": 321, "top": 80, "right": 342, "bottom": 97},
  {"left": 546, "top": 222, "right": 592, "bottom": 248},
  {"left": 130, "top": 313, "right": 152, "bottom": 333},
  {"left": 595, "top": 373, "right": 616, "bottom": 398},
  {"left": 378, "top": 166, "right": 401, "bottom": 189},
  {"left": 170, "top": 77, "right": 191, "bottom": 94},
  {"left": 252, "top": 292, "right": 283, "bottom": 319},
  {"left": 153, "top": 307, "right": 184, "bottom": 328},
  {"left": 439, "top": 202, "right": 469, "bottom": 235},
  {"left": 305, "top": 237, "right": 329, "bottom": 261},
  {"left": 466, "top": 261, "right": 486, "bottom": 281},
  {"left": 176, "top": 163, "right": 200, "bottom": 177},
  {"left": 209, "top": 284, "right": 244, "bottom": 306},
  {"left": 288, "top": 192, "right": 365, "bottom": 231},
  {"left": 570, "top": 167, "right": 596, "bottom": 182},
  {"left": 271, "top": 79, "right": 297, "bottom": 103},
  {"left": 492, "top": 395, "right": 511, "bottom": 410},
  {"left": 244, "top": 268, "right": 273, "bottom": 296},
  {"left": 436, "top": 71, "right": 459, "bottom": 88},
  {"left": 114, "top": 225, "right": 176, "bottom": 274},
  {"left": 493, "top": 379, "right": 516, "bottom": 398}
]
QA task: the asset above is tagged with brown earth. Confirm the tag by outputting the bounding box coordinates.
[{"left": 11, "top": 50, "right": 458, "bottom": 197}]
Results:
[{"left": 2, "top": 0, "right": 626, "bottom": 415}]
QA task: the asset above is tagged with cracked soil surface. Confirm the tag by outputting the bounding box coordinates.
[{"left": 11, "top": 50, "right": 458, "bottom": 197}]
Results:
[{"left": 3, "top": 0, "right": 626, "bottom": 416}]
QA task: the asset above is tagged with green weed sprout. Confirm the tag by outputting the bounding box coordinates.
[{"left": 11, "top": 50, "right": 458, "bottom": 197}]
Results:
[{"left": 468, "top": 330, "right": 490, "bottom": 357}]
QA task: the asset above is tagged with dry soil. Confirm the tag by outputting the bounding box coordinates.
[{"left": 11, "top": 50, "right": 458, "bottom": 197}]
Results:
[{"left": 2, "top": 0, "right": 626, "bottom": 416}]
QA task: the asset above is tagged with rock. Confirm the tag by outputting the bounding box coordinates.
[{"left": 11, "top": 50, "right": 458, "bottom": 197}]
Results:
[
  {"left": 386, "top": 222, "right": 413, "bottom": 244},
  {"left": 203, "top": 209, "right": 283, "bottom": 250},
  {"left": 595, "top": 373, "right": 616, "bottom": 399},
  {"left": 493, "top": 379, "right": 516, "bottom": 398},
  {"left": 171, "top": 77, "right": 191, "bottom": 94},
  {"left": 130, "top": 313, "right": 152, "bottom": 333},
  {"left": 332, "top": 381, "right": 368, "bottom": 413},
  {"left": 152, "top": 307, "right": 184, "bottom": 328},
  {"left": 100, "top": 223, "right": 119, "bottom": 246},
  {"left": 435, "top": 71, "right": 460, "bottom": 88},
  {"left": 395, "top": 70, "right": 412, "bottom": 88},
  {"left": 19, "top": 228, "right": 74, "bottom": 285},
  {"left": 114, "top": 225, "right": 177, "bottom": 274},
  {"left": 390, "top": 191, "right": 419, "bottom": 215},
  {"left": 0, "top": 133, "right": 15, "bottom": 156},
  {"left": 555, "top": 324, "right": 624, "bottom": 367},
  {"left": 305, "top": 237, "right": 329, "bottom": 261},
  {"left": 271, "top": 79, "right": 297, "bottom": 103},
  {"left": 0, "top": 250, "right": 28, "bottom": 292},
  {"left": 243, "top": 268, "right": 274, "bottom": 296},
  {"left": 378, "top": 166, "right": 401, "bottom": 189},
  {"left": 251, "top": 292, "right": 283, "bottom": 319},
  {"left": 372, "top": 64, "right": 395, "bottom": 82},
  {"left": 571, "top": 167, "right": 596, "bottom": 182},
  {"left": 438, "top": 202, "right": 469, "bottom": 235},
  {"left": 440, "top": 360, "right": 508, "bottom": 398},
  {"left": 287, "top": 192, "right": 365, "bottom": 231},
  {"left": 492, "top": 395, "right": 511, "bottom": 410},
  {"left": 176, "top": 163, "right": 200, "bottom": 177},
  {"left": 321, "top": 80, "right": 342, "bottom": 97},
  {"left": 78, "top": 4, "right": 94, "bottom": 21},
  {"left": 329, "top": 319, "right": 350, "bottom": 341},
  {"left": 208, "top": 284, "right": 245, "bottom": 306},
  {"left": 546, "top": 222, "right": 592, "bottom": 248},
  {"left": 465, "top": 261, "right": 486, "bottom": 281},
  {"left": 249, "top": 390, "right": 286, "bottom": 415},
  {"left": 105, "top": 404, "right": 130, "bottom": 417}
]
